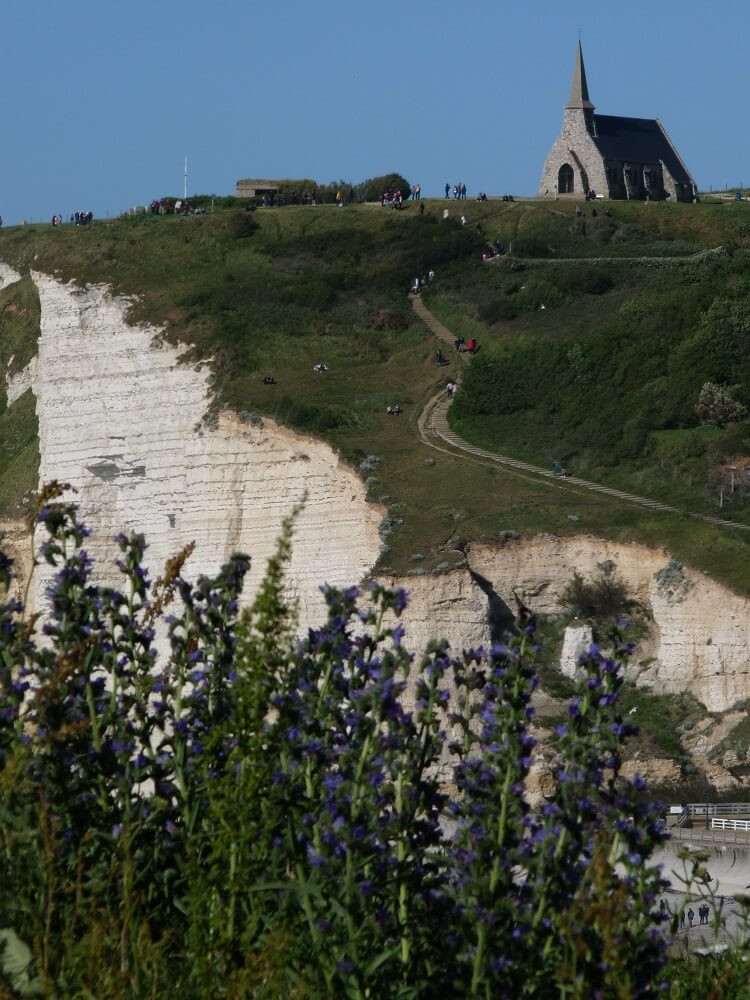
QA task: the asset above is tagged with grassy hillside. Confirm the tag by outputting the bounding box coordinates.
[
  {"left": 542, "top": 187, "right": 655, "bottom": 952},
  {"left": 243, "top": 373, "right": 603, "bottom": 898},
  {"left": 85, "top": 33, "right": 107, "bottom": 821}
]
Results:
[
  {"left": 0, "top": 275, "right": 40, "bottom": 513},
  {"left": 425, "top": 199, "right": 750, "bottom": 522},
  {"left": 3, "top": 200, "right": 750, "bottom": 595}
]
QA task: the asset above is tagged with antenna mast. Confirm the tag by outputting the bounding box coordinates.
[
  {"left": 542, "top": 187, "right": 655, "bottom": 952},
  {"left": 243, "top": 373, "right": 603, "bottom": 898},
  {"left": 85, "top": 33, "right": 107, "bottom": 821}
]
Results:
[{"left": 184, "top": 156, "right": 188, "bottom": 200}]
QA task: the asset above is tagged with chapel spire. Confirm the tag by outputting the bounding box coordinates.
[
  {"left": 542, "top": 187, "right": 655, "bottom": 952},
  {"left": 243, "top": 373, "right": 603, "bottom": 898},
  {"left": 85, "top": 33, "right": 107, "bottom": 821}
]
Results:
[{"left": 566, "top": 41, "right": 594, "bottom": 110}]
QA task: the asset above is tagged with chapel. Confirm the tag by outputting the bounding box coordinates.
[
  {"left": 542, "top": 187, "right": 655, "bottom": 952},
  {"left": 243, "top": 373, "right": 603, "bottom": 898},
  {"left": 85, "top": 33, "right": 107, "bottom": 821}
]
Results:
[{"left": 539, "top": 44, "right": 698, "bottom": 202}]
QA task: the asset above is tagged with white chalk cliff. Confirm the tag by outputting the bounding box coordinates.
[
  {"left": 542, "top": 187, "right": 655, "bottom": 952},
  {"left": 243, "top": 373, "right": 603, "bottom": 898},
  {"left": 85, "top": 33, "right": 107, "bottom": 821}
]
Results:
[
  {"left": 5, "top": 268, "right": 750, "bottom": 722},
  {"left": 27, "top": 272, "right": 382, "bottom": 626},
  {"left": 469, "top": 535, "right": 750, "bottom": 713}
]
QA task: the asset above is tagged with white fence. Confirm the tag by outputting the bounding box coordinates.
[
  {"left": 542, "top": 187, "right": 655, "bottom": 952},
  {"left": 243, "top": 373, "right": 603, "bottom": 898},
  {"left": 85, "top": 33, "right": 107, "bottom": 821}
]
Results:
[{"left": 712, "top": 818, "right": 750, "bottom": 832}]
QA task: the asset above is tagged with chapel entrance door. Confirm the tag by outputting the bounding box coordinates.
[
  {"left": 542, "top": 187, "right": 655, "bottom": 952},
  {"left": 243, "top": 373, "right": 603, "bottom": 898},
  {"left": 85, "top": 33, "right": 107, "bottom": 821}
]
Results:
[{"left": 558, "top": 164, "right": 574, "bottom": 194}]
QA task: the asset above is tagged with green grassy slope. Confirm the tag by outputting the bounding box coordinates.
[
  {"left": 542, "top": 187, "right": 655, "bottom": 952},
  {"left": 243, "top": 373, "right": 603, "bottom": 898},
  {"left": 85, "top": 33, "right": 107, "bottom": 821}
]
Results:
[
  {"left": 0, "top": 276, "right": 40, "bottom": 513},
  {"left": 425, "top": 201, "right": 750, "bottom": 555},
  {"left": 2, "top": 200, "right": 750, "bottom": 594}
]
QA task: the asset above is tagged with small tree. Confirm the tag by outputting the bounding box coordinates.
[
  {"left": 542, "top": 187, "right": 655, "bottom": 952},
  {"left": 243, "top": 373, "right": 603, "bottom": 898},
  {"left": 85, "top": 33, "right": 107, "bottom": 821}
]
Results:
[{"left": 694, "top": 381, "right": 747, "bottom": 427}]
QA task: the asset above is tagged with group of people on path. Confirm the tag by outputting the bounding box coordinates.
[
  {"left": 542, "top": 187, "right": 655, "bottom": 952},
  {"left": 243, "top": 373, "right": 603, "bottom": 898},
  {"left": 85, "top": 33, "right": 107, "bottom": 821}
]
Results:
[
  {"left": 410, "top": 270, "right": 435, "bottom": 294},
  {"left": 446, "top": 182, "right": 468, "bottom": 200},
  {"left": 453, "top": 336, "right": 477, "bottom": 355},
  {"left": 73, "top": 211, "right": 94, "bottom": 226},
  {"left": 673, "top": 901, "right": 712, "bottom": 929}
]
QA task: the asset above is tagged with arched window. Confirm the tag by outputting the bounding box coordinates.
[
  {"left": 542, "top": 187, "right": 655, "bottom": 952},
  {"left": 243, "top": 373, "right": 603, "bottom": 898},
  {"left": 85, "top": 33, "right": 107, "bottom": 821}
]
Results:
[{"left": 558, "top": 164, "right": 574, "bottom": 194}]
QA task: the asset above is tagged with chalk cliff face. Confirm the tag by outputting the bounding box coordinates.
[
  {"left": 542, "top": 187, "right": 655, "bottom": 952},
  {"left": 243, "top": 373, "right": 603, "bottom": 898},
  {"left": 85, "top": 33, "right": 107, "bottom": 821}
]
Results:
[
  {"left": 377, "top": 570, "right": 489, "bottom": 655},
  {"left": 29, "top": 273, "right": 382, "bottom": 626},
  {"left": 469, "top": 535, "right": 750, "bottom": 713},
  {"left": 6, "top": 267, "right": 750, "bottom": 723}
]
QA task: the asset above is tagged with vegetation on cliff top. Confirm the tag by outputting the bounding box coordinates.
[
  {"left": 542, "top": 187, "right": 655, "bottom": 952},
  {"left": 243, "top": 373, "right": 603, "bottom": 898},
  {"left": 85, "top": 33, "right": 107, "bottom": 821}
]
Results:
[{"left": 2, "top": 198, "right": 750, "bottom": 594}]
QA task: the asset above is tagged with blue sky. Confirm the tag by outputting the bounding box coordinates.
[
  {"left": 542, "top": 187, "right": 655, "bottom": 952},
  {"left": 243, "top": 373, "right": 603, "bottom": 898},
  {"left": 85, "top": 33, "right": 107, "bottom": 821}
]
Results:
[{"left": 1, "top": 0, "right": 748, "bottom": 223}]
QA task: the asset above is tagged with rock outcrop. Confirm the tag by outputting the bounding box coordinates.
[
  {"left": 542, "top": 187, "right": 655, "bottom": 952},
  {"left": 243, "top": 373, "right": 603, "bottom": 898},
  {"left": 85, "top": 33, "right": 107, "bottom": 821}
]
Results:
[
  {"left": 377, "top": 569, "right": 489, "bottom": 655},
  {"left": 560, "top": 622, "right": 593, "bottom": 679},
  {"left": 469, "top": 535, "right": 750, "bottom": 713}
]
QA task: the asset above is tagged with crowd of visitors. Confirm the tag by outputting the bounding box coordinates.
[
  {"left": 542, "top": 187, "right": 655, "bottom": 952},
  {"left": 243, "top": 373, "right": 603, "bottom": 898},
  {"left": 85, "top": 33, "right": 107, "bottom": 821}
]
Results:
[
  {"left": 445, "top": 183, "right": 468, "bottom": 200},
  {"left": 72, "top": 211, "right": 94, "bottom": 226},
  {"left": 148, "top": 199, "right": 205, "bottom": 216},
  {"left": 381, "top": 188, "right": 406, "bottom": 209},
  {"left": 268, "top": 190, "right": 318, "bottom": 207}
]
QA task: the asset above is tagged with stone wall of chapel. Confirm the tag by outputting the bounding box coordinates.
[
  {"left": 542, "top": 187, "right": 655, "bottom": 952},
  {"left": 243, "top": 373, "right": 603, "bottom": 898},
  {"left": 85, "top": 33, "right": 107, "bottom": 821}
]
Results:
[{"left": 538, "top": 110, "right": 609, "bottom": 197}]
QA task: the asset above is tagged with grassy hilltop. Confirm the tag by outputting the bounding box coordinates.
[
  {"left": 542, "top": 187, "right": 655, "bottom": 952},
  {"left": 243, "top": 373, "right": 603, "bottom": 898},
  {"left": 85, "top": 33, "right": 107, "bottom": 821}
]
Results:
[{"left": 2, "top": 197, "right": 750, "bottom": 593}]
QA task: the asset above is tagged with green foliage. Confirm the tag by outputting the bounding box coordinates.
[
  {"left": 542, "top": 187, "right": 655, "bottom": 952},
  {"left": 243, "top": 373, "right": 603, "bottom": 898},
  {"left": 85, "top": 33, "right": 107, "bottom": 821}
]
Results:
[
  {"left": 0, "top": 504, "right": 682, "bottom": 997},
  {"left": 695, "top": 381, "right": 747, "bottom": 427},
  {"left": 352, "top": 172, "right": 411, "bottom": 201},
  {"left": 0, "top": 389, "right": 39, "bottom": 514},
  {"left": 562, "top": 265, "right": 614, "bottom": 295},
  {"left": 477, "top": 296, "right": 517, "bottom": 324},
  {"left": 559, "top": 566, "right": 632, "bottom": 623},
  {"left": 226, "top": 211, "right": 260, "bottom": 239},
  {"left": 618, "top": 687, "right": 705, "bottom": 767}
]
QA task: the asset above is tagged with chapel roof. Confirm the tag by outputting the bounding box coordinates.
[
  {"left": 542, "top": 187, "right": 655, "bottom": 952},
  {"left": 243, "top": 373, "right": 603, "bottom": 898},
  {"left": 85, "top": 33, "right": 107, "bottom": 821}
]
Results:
[{"left": 591, "top": 114, "right": 694, "bottom": 186}]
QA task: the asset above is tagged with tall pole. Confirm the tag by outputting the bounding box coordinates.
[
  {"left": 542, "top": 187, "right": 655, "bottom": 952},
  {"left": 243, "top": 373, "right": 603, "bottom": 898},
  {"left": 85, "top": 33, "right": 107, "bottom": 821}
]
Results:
[{"left": 184, "top": 156, "right": 188, "bottom": 200}]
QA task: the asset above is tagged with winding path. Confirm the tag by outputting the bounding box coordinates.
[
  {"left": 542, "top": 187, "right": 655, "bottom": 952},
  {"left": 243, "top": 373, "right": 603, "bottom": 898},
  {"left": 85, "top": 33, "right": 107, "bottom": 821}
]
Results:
[{"left": 411, "top": 295, "right": 750, "bottom": 532}]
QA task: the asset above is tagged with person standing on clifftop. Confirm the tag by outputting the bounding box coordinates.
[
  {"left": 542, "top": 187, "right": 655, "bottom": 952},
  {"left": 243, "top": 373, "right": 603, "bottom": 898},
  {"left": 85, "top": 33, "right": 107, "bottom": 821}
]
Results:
[{"left": 444, "top": 183, "right": 450, "bottom": 198}]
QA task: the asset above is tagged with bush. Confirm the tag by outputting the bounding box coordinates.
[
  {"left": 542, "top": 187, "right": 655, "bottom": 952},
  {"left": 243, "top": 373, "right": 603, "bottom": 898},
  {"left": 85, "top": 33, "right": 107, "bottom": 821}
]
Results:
[
  {"left": 563, "top": 266, "right": 614, "bottom": 295},
  {"left": 226, "top": 211, "right": 260, "bottom": 239},
  {"left": 478, "top": 296, "right": 518, "bottom": 324},
  {"left": 0, "top": 496, "right": 676, "bottom": 997},
  {"left": 695, "top": 381, "right": 747, "bottom": 427},
  {"left": 560, "top": 565, "right": 632, "bottom": 621},
  {"left": 352, "top": 172, "right": 411, "bottom": 202}
]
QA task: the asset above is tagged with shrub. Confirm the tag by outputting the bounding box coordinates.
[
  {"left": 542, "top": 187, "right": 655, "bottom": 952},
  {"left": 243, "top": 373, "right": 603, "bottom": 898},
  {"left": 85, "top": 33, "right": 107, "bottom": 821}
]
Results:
[
  {"left": 226, "top": 211, "right": 260, "bottom": 239},
  {"left": 511, "top": 236, "right": 550, "bottom": 258},
  {"left": 563, "top": 266, "right": 614, "bottom": 295},
  {"left": 478, "top": 296, "right": 517, "bottom": 324},
  {"left": 352, "top": 172, "right": 411, "bottom": 201},
  {"left": 0, "top": 496, "right": 679, "bottom": 997},
  {"left": 695, "top": 381, "right": 747, "bottom": 427},
  {"left": 560, "top": 565, "right": 632, "bottom": 621}
]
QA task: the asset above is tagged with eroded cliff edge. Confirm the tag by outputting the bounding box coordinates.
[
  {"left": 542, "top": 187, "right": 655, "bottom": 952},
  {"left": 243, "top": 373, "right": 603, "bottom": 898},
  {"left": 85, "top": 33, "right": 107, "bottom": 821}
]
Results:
[{"left": 6, "top": 269, "right": 750, "bottom": 729}]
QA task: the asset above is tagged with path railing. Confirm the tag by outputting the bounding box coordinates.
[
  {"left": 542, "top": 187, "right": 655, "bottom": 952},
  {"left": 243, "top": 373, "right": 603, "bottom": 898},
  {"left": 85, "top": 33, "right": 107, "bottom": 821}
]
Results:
[{"left": 713, "top": 818, "right": 750, "bottom": 832}]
